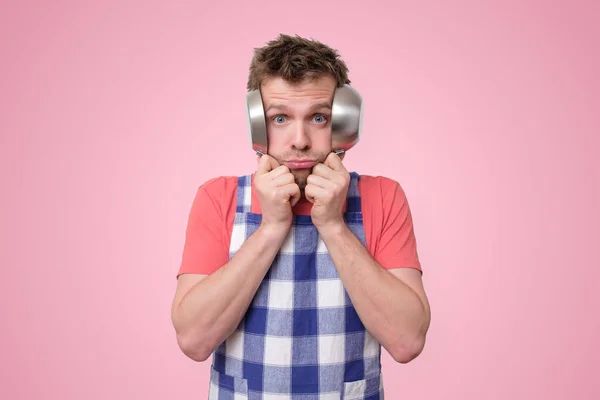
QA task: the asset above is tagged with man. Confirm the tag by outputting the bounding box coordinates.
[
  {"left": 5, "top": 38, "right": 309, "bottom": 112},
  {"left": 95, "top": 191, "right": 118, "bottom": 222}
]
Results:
[{"left": 171, "top": 34, "right": 431, "bottom": 399}]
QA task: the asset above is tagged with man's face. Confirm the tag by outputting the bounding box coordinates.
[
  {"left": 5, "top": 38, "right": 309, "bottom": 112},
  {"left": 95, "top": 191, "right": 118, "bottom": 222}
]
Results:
[{"left": 260, "top": 74, "right": 337, "bottom": 192}]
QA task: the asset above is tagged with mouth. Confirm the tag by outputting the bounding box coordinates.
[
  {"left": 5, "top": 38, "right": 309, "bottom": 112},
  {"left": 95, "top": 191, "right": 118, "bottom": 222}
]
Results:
[{"left": 284, "top": 159, "right": 318, "bottom": 169}]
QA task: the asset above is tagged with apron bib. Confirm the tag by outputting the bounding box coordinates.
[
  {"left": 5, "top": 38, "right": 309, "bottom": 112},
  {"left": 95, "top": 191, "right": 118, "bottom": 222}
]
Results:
[{"left": 208, "top": 172, "right": 384, "bottom": 399}]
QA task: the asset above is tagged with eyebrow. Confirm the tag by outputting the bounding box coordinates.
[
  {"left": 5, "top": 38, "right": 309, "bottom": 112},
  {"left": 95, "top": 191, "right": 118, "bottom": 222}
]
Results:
[{"left": 265, "top": 102, "right": 332, "bottom": 113}]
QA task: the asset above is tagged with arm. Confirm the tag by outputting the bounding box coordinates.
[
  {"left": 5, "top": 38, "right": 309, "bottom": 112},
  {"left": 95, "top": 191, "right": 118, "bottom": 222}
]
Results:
[
  {"left": 318, "top": 224, "right": 430, "bottom": 363},
  {"left": 171, "top": 224, "right": 288, "bottom": 362},
  {"left": 305, "top": 153, "right": 430, "bottom": 363},
  {"left": 171, "top": 156, "right": 300, "bottom": 362}
]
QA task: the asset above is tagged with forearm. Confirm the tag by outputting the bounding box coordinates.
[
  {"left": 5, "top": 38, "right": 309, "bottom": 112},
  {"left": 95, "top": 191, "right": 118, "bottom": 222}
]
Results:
[
  {"left": 174, "top": 224, "right": 288, "bottom": 360},
  {"left": 319, "top": 223, "right": 429, "bottom": 363}
]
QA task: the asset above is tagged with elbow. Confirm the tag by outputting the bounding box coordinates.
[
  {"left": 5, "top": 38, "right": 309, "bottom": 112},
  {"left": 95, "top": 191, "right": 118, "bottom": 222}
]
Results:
[
  {"left": 390, "top": 306, "right": 431, "bottom": 363},
  {"left": 389, "top": 335, "right": 426, "bottom": 364},
  {"left": 176, "top": 332, "right": 214, "bottom": 362}
]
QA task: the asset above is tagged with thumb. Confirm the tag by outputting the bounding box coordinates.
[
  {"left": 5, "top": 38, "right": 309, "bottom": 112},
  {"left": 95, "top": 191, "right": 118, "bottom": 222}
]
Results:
[
  {"left": 257, "top": 154, "right": 280, "bottom": 175},
  {"left": 324, "top": 151, "right": 344, "bottom": 171}
]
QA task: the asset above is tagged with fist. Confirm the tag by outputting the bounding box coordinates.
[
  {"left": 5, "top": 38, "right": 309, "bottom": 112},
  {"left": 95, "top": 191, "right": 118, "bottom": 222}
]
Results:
[
  {"left": 254, "top": 154, "right": 301, "bottom": 230},
  {"left": 305, "top": 152, "right": 350, "bottom": 229}
]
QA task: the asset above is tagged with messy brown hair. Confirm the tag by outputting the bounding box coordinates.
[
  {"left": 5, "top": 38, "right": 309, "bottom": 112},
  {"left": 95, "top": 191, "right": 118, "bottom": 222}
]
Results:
[{"left": 246, "top": 34, "right": 351, "bottom": 91}]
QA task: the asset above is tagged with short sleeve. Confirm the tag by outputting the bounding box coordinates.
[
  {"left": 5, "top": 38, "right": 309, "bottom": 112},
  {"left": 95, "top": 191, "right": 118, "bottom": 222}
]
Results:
[
  {"left": 177, "top": 180, "right": 231, "bottom": 277},
  {"left": 375, "top": 179, "right": 422, "bottom": 273}
]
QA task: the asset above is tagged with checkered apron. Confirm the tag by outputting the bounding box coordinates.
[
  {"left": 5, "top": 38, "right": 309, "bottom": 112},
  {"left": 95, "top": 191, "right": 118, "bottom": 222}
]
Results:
[{"left": 208, "top": 172, "right": 384, "bottom": 399}]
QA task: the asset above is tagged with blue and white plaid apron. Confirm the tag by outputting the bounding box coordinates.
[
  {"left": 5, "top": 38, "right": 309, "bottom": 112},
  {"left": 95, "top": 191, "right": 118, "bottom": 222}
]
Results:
[{"left": 208, "top": 172, "right": 384, "bottom": 399}]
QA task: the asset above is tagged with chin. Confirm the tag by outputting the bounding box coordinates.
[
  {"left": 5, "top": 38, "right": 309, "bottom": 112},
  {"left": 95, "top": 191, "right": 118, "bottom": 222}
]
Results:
[
  {"left": 292, "top": 169, "right": 310, "bottom": 180},
  {"left": 293, "top": 173, "right": 308, "bottom": 191}
]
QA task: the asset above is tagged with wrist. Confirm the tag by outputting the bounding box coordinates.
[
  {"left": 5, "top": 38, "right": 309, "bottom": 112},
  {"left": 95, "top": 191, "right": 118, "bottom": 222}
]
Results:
[
  {"left": 315, "top": 220, "right": 348, "bottom": 239},
  {"left": 257, "top": 221, "right": 290, "bottom": 241}
]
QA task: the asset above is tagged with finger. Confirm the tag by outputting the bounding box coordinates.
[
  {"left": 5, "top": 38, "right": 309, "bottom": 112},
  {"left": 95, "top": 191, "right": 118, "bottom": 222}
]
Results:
[
  {"left": 273, "top": 172, "right": 295, "bottom": 187},
  {"left": 304, "top": 184, "right": 327, "bottom": 204},
  {"left": 257, "top": 154, "right": 281, "bottom": 175},
  {"left": 306, "top": 174, "right": 330, "bottom": 189},
  {"left": 280, "top": 183, "right": 300, "bottom": 205},
  {"left": 256, "top": 154, "right": 273, "bottom": 174},
  {"left": 311, "top": 163, "right": 336, "bottom": 179},
  {"left": 304, "top": 185, "right": 315, "bottom": 204},
  {"left": 268, "top": 165, "right": 291, "bottom": 179},
  {"left": 289, "top": 184, "right": 301, "bottom": 207},
  {"left": 324, "top": 152, "right": 345, "bottom": 171}
]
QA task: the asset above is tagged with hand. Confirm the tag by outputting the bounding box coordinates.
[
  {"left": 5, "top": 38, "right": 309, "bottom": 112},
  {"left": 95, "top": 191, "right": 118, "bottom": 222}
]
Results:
[
  {"left": 254, "top": 154, "right": 300, "bottom": 231},
  {"left": 305, "top": 152, "right": 350, "bottom": 230}
]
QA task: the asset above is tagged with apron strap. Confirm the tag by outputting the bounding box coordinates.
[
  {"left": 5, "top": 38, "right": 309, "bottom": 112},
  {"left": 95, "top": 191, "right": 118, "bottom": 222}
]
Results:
[
  {"left": 235, "top": 175, "right": 253, "bottom": 213},
  {"left": 345, "top": 171, "right": 362, "bottom": 213}
]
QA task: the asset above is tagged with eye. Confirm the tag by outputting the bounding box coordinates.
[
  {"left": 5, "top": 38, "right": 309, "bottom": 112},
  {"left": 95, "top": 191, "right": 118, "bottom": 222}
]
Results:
[
  {"left": 313, "top": 114, "right": 327, "bottom": 123},
  {"left": 273, "top": 115, "right": 286, "bottom": 124}
]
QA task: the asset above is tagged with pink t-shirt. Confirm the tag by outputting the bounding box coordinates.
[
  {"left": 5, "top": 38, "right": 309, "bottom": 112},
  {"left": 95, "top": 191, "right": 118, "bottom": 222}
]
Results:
[{"left": 178, "top": 174, "right": 421, "bottom": 276}]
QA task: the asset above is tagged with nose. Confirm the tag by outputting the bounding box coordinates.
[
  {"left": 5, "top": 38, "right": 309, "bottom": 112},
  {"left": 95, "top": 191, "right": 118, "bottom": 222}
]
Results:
[{"left": 291, "top": 121, "right": 310, "bottom": 150}]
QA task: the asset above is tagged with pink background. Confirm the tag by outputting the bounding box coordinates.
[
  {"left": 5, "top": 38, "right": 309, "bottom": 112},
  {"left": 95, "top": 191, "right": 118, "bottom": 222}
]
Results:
[{"left": 1, "top": 0, "right": 598, "bottom": 399}]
